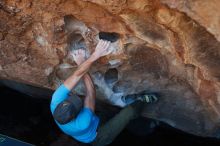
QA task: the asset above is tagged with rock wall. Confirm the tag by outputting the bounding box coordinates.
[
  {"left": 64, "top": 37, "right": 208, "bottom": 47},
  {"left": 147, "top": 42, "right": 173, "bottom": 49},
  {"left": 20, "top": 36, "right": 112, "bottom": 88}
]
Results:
[{"left": 0, "top": 0, "right": 220, "bottom": 138}]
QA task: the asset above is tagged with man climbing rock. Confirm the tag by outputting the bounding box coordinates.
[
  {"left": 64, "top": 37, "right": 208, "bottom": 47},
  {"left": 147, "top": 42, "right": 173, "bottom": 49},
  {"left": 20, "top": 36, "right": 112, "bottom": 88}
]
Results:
[{"left": 50, "top": 39, "right": 158, "bottom": 146}]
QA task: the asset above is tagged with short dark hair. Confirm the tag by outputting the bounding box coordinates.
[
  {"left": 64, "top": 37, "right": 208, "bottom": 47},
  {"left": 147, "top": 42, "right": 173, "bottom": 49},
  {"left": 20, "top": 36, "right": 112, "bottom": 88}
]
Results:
[{"left": 53, "top": 94, "right": 83, "bottom": 124}]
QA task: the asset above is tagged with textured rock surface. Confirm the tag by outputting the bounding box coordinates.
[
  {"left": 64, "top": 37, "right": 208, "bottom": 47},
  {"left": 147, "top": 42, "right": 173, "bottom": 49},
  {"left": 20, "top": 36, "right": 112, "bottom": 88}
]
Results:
[{"left": 0, "top": 0, "right": 220, "bottom": 138}]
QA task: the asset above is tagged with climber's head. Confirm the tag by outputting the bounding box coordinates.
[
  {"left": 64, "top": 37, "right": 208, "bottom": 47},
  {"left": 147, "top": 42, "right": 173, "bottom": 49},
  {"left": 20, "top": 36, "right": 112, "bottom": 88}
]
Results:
[{"left": 53, "top": 94, "right": 83, "bottom": 124}]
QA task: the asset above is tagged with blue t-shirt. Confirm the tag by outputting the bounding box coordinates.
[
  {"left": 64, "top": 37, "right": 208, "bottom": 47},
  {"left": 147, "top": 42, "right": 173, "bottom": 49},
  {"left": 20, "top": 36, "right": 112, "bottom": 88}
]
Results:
[{"left": 50, "top": 84, "right": 100, "bottom": 143}]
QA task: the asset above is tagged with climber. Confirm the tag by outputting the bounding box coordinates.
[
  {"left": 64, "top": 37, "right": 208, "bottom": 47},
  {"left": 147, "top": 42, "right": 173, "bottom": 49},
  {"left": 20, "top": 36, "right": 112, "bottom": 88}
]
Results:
[{"left": 50, "top": 39, "right": 158, "bottom": 146}]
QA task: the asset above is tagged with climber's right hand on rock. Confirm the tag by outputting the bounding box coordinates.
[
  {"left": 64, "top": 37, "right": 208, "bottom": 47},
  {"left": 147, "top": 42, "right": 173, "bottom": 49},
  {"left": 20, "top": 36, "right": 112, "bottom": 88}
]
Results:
[{"left": 92, "top": 40, "right": 111, "bottom": 59}]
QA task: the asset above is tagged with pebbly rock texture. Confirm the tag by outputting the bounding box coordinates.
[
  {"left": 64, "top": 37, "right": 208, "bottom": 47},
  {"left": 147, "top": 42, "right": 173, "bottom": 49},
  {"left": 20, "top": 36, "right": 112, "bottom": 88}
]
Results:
[{"left": 0, "top": 0, "right": 220, "bottom": 138}]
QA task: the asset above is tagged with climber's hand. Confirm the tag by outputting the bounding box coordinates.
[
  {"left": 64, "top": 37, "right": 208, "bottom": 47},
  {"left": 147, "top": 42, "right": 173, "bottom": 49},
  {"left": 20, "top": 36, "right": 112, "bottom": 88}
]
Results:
[{"left": 92, "top": 40, "right": 111, "bottom": 59}]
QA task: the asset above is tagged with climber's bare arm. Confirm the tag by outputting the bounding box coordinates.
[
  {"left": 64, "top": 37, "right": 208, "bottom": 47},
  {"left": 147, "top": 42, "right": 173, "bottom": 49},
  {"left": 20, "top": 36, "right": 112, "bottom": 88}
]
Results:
[
  {"left": 71, "top": 49, "right": 97, "bottom": 111},
  {"left": 63, "top": 40, "right": 111, "bottom": 90},
  {"left": 83, "top": 74, "right": 96, "bottom": 111},
  {"left": 64, "top": 55, "right": 96, "bottom": 90}
]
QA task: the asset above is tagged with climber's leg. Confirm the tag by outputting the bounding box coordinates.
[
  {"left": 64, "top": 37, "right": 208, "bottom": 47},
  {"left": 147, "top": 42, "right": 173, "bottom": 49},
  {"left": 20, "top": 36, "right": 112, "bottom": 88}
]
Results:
[{"left": 91, "top": 101, "right": 144, "bottom": 146}]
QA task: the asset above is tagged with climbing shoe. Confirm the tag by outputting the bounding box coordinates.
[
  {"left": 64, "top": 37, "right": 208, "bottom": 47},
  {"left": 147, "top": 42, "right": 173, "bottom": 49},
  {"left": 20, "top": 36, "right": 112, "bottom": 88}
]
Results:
[
  {"left": 121, "top": 93, "right": 158, "bottom": 105},
  {"left": 137, "top": 94, "right": 158, "bottom": 103}
]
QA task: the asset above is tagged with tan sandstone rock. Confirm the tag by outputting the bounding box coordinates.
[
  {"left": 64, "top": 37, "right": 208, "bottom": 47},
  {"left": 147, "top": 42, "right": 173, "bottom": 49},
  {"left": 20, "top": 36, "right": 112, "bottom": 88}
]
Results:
[{"left": 0, "top": 0, "right": 220, "bottom": 138}]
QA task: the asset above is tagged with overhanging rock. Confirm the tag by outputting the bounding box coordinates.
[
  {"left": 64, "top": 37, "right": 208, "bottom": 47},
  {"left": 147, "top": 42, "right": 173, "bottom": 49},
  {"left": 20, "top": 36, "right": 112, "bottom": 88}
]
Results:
[{"left": 0, "top": 0, "right": 220, "bottom": 138}]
